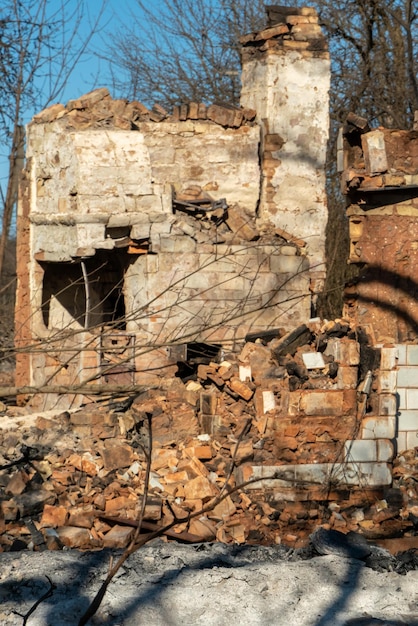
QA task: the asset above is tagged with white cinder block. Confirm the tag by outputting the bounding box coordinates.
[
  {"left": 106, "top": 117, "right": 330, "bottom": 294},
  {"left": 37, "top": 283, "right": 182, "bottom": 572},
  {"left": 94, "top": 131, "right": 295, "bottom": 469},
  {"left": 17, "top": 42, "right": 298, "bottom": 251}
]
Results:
[
  {"left": 344, "top": 440, "right": 377, "bottom": 462},
  {"left": 361, "top": 416, "right": 396, "bottom": 440},
  {"left": 331, "top": 462, "right": 392, "bottom": 487},
  {"left": 380, "top": 346, "right": 398, "bottom": 370},
  {"left": 377, "top": 440, "right": 394, "bottom": 462},
  {"left": 378, "top": 394, "right": 397, "bottom": 416},
  {"left": 407, "top": 345, "right": 418, "bottom": 366},
  {"left": 398, "top": 410, "right": 418, "bottom": 431},
  {"left": 302, "top": 352, "right": 325, "bottom": 369},
  {"left": 396, "top": 431, "right": 407, "bottom": 453},
  {"left": 406, "top": 430, "right": 418, "bottom": 450},
  {"left": 378, "top": 370, "right": 397, "bottom": 393},
  {"left": 407, "top": 388, "right": 418, "bottom": 409},
  {"left": 397, "top": 367, "right": 418, "bottom": 388},
  {"left": 395, "top": 344, "right": 407, "bottom": 366}
]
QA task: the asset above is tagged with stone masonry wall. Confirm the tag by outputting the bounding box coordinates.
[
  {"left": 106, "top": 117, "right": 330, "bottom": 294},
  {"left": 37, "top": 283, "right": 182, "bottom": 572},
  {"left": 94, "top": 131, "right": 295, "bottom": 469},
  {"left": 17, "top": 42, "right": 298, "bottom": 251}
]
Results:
[{"left": 16, "top": 7, "right": 330, "bottom": 408}]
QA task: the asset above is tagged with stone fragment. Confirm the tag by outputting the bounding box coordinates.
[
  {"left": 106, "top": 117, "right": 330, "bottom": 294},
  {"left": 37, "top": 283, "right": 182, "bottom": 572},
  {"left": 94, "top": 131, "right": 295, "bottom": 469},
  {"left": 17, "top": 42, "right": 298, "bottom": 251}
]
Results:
[
  {"left": 210, "top": 496, "right": 237, "bottom": 520},
  {"left": 5, "top": 470, "right": 28, "bottom": 496},
  {"left": 183, "top": 476, "right": 217, "bottom": 501},
  {"left": 66, "top": 88, "right": 110, "bottom": 111},
  {"left": 188, "top": 517, "right": 216, "bottom": 540},
  {"left": 254, "top": 23, "right": 289, "bottom": 41},
  {"left": 228, "top": 378, "right": 254, "bottom": 401},
  {"left": 207, "top": 104, "right": 237, "bottom": 127},
  {"left": 183, "top": 445, "right": 212, "bottom": 460},
  {"left": 102, "top": 525, "right": 134, "bottom": 548},
  {"left": 98, "top": 441, "right": 136, "bottom": 471},
  {"left": 68, "top": 505, "right": 96, "bottom": 528},
  {"left": 105, "top": 494, "right": 138, "bottom": 514},
  {"left": 40, "top": 504, "right": 68, "bottom": 528},
  {"left": 32, "top": 103, "right": 65, "bottom": 123},
  {"left": 57, "top": 526, "right": 93, "bottom": 549},
  {"left": 226, "top": 206, "right": 259, "bottom": 241}
]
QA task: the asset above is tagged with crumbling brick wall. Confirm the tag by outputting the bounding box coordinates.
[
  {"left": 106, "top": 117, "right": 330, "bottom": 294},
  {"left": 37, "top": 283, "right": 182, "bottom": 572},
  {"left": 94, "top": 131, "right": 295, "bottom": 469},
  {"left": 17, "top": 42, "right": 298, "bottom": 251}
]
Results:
[
  {"left": 341, "top": 114, "right": 418, "bottom": 458},
  {"left": 341, "top": 116, "right": 418, "bottom": 343},
  {"left": 15, "top": 6, "right": 330, "bottom": 409}
]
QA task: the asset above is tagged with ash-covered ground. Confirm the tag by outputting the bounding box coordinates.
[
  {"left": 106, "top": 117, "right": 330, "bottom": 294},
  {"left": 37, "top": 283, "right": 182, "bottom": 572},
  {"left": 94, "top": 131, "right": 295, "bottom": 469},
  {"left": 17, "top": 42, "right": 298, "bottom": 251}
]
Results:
[{"left": 1, "top": 539, "right": 418, "bottom": 626}]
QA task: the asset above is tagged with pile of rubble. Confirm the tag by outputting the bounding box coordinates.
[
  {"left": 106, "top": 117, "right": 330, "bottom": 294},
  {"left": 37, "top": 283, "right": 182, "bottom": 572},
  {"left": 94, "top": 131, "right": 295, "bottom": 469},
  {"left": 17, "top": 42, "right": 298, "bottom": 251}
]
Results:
[
  {"left": 240, "top": 5, "right": 328, "bottom": 57},
  {"left": 1, "top": 319, "right": 417, "bottom": 553},
  {"left": 32, "top": 87, "right": 257, "bottom": 131}
]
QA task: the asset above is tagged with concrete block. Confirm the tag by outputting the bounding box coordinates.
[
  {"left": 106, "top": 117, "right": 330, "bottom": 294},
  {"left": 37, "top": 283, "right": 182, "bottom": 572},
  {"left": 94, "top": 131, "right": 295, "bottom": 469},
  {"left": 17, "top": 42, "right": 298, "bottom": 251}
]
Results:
[
  {"left": 396, "top": 431, "right": 407, "bottom": 453},
  {"left": 378, "top": 394, "right": 397, "bottom": 416},
  {"left": 76, "top": 223, "right": 105, "bottom": 248},
  {"left": 262, "top": 390, "right": 276, "bottom": 413},
  {"left": 146, "top": 255, "right": 159, "bottom": 273},
  {"left": 407, "top": 389, "right": 418, "bottom": 409},
  {"left": 407, "top": 345, "right": 418, "bottom": 365},
  {"left": 378, "top": 370, "right": 397, "bottom": 393},
  {"left": 398, "top": 410, "right": 418, "bottom": 431},
  {"left": 344, "top": 440, "right": 377, "bottom": 462},
  {"left": 397, "top": 430, "right": 418, "bottom": 452},
  {"left": 236, "top": 464, "right": 330, "bottom": 489},
  {"left": 377, "top": 440, "right": 394, "bottom": 462},
  {"left": 362, "top": 130, "right": 388, "bottom": 174},
  {"left": 380, "top": 346, "right": 398, "bottom": 370},
  {"left": 131, "top": 222, "right": 152, "bottom": 239},
  {"left": 302, "top": 352, "right": 325, "bottom": 369},
  {"left": 331, "top": 462, "right": 392, "bottom": 487},
  {"left": 397, "top": 367, "right": 418, "bottom": 388},
  {"left": 293, "top": 464, "right": 329, "bottom": 484},
  {"left": 406, "top": 431, "right": 418, "bottom": 450},
  {"left": 159, "top": 236, "right": 197, "bottom": 253},
  {"left": 159, "top": 252, "right": 199, "bottom": 273},
  {"left": 395, "top": 344, "right": 407, "bottom": 365},
  {"left": 361, "top": 415, "right": 396, "bottom": 440},
  {"left": 254, "top": 389, "right": 276, "bottom": 416},
  {"left": 299, "top": 390, "right": 344, "bottom": 416}
]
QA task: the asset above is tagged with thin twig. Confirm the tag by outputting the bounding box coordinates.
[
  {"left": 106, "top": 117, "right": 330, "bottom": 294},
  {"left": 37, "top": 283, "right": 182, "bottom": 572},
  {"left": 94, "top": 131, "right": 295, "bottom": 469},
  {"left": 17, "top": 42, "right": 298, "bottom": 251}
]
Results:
[{"left": 13, "top": 575, "right": 56, "bottom": 625}]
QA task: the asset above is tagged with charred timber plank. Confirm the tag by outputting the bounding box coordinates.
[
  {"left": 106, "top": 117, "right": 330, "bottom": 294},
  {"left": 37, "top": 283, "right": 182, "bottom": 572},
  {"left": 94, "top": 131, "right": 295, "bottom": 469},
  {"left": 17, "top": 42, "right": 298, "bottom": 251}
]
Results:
[
  {"left": 245, "top": 328, "right": 282, "bottom": 343},
  {"left": 0, "top": 384, "right": 155, "bottom": 397},
  {"left": 271, "top": 324, "right": 312, "bottom": 359}
]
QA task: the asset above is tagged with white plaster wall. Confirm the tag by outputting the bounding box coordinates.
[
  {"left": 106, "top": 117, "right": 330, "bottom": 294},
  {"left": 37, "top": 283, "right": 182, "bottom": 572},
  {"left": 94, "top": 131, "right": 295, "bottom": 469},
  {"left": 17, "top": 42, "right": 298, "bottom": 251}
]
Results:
[
  {"left": 240, "top": 52, "right": 330, "bottom": 270},
  {"left": 26, "top": 123, "right": 261, "bottom": 226}
]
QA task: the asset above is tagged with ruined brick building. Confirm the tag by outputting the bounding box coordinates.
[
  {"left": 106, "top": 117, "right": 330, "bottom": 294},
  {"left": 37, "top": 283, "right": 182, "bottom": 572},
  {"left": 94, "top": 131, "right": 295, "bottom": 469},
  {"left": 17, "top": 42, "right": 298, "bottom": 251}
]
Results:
[
  {"left": 13, "top": 4, "right": 418, "bottom": 507},
  {"left": 15, "top": 6, "right": 329, "bottom": 407}
]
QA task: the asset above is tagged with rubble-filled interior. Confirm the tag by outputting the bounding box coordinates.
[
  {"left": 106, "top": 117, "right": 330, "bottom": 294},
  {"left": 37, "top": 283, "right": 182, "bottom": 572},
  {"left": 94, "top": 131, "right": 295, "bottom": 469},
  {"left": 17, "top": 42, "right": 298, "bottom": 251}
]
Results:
[
  {"left": 1, "top": 318, "right": 416, "bottom": 552},
  {"left": 3, "top": 5, "right": 418, "bottom": 555}
]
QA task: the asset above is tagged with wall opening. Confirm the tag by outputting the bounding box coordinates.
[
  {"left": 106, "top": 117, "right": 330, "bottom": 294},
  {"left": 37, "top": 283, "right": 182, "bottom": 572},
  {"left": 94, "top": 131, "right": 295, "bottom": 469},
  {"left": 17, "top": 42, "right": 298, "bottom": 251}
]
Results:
[{"left": 41, "top": 249, "right": 132, "bottom": 331}]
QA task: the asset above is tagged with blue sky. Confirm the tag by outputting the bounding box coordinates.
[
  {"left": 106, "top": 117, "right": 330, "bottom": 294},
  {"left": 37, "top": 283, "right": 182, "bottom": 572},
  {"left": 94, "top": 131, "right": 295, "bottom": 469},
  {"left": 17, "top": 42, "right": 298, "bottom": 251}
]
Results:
[
  {"left": 0, "top": 0, "right": 141, "bottom": 211},
  {"left": 60, "top": 0, "right": 132, "bottom": 103}
]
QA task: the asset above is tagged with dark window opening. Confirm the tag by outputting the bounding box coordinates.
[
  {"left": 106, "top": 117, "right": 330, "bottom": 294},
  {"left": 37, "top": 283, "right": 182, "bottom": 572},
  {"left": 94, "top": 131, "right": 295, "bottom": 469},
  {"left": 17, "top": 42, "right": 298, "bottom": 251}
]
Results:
[
  {"left": 174, "top": 342, "right": 221, "bottom": 381},
  {"left": 41, "top": 249, "right": 132, "bottom": 331}
]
